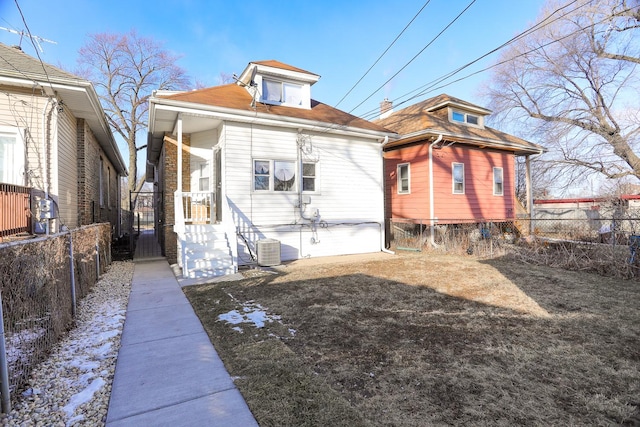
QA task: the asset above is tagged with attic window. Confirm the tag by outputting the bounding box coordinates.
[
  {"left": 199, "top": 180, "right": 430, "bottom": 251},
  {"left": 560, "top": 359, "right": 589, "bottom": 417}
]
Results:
[
  {"left": 262, "top": 78, "right": 303, "bottom": 106},
  {"left": 451, "top": 110, "right": 481, "bottom": 127}
]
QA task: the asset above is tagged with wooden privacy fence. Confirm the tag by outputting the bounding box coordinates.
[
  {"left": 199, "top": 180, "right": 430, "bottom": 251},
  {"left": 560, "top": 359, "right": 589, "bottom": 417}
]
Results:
[{"left": 0, "top": 184, "right": 31, "bottom": 238}]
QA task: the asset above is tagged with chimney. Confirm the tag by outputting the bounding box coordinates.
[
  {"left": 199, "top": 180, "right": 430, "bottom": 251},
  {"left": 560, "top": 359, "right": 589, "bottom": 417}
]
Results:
[{"left": 380, "top": 98, "right": 393, "bottom": 119}]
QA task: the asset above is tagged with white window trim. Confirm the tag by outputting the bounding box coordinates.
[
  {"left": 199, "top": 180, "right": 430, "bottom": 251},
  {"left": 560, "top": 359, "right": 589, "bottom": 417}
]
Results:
[
  {"left": 397, "top": 163, "right": 410, "bottom": 194},
  {"left": 0, "top": 125, "right": 25, "bottom": 186},
  {"left": 301, "top": 161, "right": 319, "bottom": 193},
  {"left": 99, "top": 157, "right": 104, "bottom": 207},
  {"left": 449, "top": 109, "right": 483, "bottom": 128},
  {"left": 493, "top": 167, "right": 504, "bottom": 196},
  {"left": 253, "top": 159, "right": 297, "bottom": 193},
  {"left": 107, "top": 166, "right": 111, "bottom": 208},
  {"left": 452, "top": 162, "right": 465, "bottom": 194},
  {"left": 258, "top": 76, "right": 309, "bottom": 108}
]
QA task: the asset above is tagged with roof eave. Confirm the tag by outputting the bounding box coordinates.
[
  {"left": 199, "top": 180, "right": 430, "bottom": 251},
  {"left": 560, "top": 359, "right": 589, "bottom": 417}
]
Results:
[
  {"left": 384, "top": 129, "right": 545, "bottom": 156},
  {"left": 0, "top": 74, "right": 127, "bottom": 175},
  {"left": 150, "top": 96, "right": 394, "bottom": 139}
]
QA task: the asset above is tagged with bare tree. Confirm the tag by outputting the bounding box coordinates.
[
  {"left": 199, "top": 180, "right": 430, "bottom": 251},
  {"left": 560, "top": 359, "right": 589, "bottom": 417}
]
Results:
[
  {"left": 77, "top": 30, "right": 190, "bottom": 194},
  {"left": 487, "top": 0, "right": 640, "bottom": 192}
]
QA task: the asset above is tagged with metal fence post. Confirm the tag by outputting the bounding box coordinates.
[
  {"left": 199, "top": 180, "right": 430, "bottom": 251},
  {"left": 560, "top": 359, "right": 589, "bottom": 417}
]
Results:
[
  {"left": 69, "top": 232, "right": 77, "bottom": 318},
  {"left": 95, "top": 226, "right": 100, "bottom": 280},
  {"left": 0, "top": 291, "right": 11, "bottom": 413}
]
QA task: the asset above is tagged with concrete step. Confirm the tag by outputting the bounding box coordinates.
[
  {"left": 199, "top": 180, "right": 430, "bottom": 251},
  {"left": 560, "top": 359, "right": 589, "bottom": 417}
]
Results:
[
  {"left": 185, "top": 265, "right": 237, "bottom": 279},
  {"left": 186, "top": 254, "right": 234, "bottom": 272},
  {"left": 184, "top": 224, "right": 224, "bottom": 233},
  {"left": 182, "top": 231, "right": 228, "bottom": 244},
  {"left": 184, "top": 247, "right": 232, "bottom": 261},
  {"left": 184, "top": 239, "right": 230, "bottom": 252}
]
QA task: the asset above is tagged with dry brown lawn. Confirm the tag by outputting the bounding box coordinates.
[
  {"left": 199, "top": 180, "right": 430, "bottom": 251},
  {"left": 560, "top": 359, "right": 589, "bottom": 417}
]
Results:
[{"left": 184, "top": 251, "right": 640, "bottom": 426}]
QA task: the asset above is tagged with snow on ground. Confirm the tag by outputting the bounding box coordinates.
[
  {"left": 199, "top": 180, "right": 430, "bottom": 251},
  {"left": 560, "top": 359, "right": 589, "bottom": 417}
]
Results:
[
  {"left": 2, "top": 261, "right": 133, "bottom": 427},
  {"left": 217, "top": 298, "right": 296, "bottom": 336}
]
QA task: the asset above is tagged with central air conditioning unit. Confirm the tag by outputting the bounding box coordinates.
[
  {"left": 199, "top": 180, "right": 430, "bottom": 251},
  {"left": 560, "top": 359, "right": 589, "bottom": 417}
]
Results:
[{"left": 256, "top": 238, "right": 281, "bottom": 266}]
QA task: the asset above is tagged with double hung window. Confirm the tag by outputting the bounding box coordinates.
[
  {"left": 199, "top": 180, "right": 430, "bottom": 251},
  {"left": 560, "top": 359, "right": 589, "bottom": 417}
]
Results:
[
  {"left": 262, "top": 79, "right": 303, "bottom": 106},
  {"left": 493, "top": 167, "right": 504, "bottom": 196},
  {"left": 254, "top": 160, "right": 296, "bottom": 192},
  {"left": 253, "top": 159, "right": 318, "bottom": 192},
  {"left": 0, "top": 127, "right": 24, "bottom": 185},
  {"left": 397, "top": 163, "right": 410, "bottom": 194},
  {"left": 452, "top": 163, "right": 464, "bottom": 194}
]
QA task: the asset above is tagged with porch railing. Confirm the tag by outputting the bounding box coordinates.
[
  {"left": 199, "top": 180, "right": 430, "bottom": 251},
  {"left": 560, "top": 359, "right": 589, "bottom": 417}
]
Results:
[
  {"left": 182, "top": 192, "right": 215, "bottom": 224},
  {"left": 0, "top": 183, "right": 31, "bottom": 238}
]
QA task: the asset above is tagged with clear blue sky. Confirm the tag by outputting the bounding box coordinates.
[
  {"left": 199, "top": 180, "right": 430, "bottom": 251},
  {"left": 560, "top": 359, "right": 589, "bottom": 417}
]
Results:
[
  {"left": 1, "top": 0, "right": 548, "bottom": 184},
  {"left": 1, "top": 0, "right": 545, "bottom": 117}
]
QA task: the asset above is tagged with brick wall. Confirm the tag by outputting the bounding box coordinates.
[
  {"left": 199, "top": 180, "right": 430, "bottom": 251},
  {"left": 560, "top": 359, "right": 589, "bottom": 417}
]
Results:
[
  {"left": 76, "top": 119, "right": 119, "bottom": 231},
  {"left": 161, "top": 133, "right": 191, "bottom": 264}
]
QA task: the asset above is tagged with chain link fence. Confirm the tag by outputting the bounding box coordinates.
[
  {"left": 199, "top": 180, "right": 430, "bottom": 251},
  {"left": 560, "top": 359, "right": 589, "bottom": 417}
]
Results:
[
  {"left": 0, "top": 223, "right": 111, "bottom": 404},
  {"left": 388, "top": 217, "right": 640, "bottom": 279}
]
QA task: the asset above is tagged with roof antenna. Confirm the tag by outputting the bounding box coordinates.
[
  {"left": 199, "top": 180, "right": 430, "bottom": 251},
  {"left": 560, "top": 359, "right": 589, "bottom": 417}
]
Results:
[
  {"left": 231, "top": 67, "right": 257, "bottom": 87},
  {"left": 232, "top": 66, "right": 258, "bottom": 109},
  {"left": 0, "top": 26, "right": 57, "bottom": 52}
]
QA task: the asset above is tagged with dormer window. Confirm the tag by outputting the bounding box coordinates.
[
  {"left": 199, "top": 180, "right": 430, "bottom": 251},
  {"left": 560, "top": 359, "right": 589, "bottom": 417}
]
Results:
[
  {"left": 262, "top": 78, "right": 303, "bottom": 107},
  {"left": 451, "top": 110, "right": 481, "bottom": 126}
]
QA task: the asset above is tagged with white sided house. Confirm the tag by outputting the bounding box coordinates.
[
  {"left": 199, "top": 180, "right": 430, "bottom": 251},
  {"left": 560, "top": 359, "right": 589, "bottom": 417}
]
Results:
[{"left": 147, "top": 60, "right": 394, "bottom": 278}]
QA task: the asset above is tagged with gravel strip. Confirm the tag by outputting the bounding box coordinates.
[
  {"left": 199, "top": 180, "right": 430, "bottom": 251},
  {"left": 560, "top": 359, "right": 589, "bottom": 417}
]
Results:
[{"left": 1, "top": 261, "right": 134, "bottom": 427}]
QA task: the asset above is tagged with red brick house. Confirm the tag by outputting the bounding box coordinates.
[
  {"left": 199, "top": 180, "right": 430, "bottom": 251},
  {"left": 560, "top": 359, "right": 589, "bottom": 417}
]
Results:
[{"left": 377, "top": 94, "right": 544, "bottom": 243}]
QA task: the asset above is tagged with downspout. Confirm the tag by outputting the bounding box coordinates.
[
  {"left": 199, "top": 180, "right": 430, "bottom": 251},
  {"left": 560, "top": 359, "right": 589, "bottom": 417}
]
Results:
[
  {"left": 429, "top": 134, "right": 443, "bottom": 246},
  {"left": 380, "top": 136, "right": 394, "bottom": 254}
]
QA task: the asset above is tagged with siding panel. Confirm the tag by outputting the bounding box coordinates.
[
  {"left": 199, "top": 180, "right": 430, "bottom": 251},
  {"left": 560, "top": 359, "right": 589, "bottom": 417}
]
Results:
[
  {"left": 222, "top": 122, "right": 384, "bottom": 264},
  {"left": 385, "top": 143, "right": 515, "bottom": 223}
]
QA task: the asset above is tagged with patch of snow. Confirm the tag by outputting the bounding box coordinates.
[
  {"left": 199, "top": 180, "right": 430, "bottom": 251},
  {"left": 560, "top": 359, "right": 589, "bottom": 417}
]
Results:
[
  {"left": 62, "top": 377, "right": 106, "bottom": 417},
  {"left": 217, "top": 301, "right": 282, "bottom": 329},
  {"left": 218, "top": 310, "right": 245, "bottom": 325}
]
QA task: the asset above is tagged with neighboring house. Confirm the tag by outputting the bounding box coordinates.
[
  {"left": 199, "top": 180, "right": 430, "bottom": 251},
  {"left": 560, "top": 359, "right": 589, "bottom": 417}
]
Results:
[
  {"left": 146, "top": 60, "right": 394, "bottom": 278},
  {"left": 377, "top": 94, "right": 544, "bottom": 242},
  {"left": 0, "top": 42, "right": 127, "bottom": 237}
]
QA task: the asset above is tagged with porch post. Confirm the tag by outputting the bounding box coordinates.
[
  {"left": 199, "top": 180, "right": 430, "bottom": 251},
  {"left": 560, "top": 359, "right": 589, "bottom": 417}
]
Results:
[
  {"left": 177, "top": 114, "right": 183, "bottom": 193},
  {"left": 525, "top": 155, "right": 534, "bottom": 234}
]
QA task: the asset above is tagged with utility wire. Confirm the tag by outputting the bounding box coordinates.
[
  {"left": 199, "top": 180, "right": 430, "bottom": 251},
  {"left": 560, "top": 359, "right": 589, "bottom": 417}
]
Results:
[
  {"left": 347, "top": 0, "right": 477, "bottom": 115},
  {"left": 334, "top": 0, "right": 432, "bottom": 108},
  {"left": 14, "top": 0, "right": 55, "bottom": 95},
  {"left": 356, "top": 0, "right": 589, "bottom": 121},
  {"left": 367, "top": 3, "right": 639, "bottom": 122}
]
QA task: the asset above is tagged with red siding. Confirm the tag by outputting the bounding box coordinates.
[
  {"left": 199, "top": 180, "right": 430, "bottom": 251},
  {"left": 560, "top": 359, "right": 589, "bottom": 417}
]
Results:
[
  {"left": 384, "top": 144, "right": 515, "bottom": 222},
  {"left": 384, "top": 144, "right": 430, "bottom": 220}
]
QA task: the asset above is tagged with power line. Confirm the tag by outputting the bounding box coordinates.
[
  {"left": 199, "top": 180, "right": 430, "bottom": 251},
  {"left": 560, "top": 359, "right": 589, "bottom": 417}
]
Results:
[
  {"left": 334, "top": 0, "right": 432, "bottom": 108},
  {"left": 347, "top": 0, "right": 477, "bottom": 116},
  {"left": 356, "top": 0, "right": 590, "bottom": 121},
  {"left": 13, "top": 0, "right": 55, "bottom": 95}
]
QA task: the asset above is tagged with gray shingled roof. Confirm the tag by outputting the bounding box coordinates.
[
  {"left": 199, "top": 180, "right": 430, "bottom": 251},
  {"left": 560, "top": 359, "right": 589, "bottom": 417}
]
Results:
[
  {"left": 0, "top": 42, "right": 127, "bottom": 175},
  {"left": 0, "top": 42, "right": 84, "bottom": 84}
]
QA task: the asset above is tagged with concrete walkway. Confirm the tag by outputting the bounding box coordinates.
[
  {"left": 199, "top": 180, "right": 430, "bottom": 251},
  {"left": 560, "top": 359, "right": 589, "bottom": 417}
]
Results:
[{"left": 106, "top": 239, "right": 258, "bottom": 426}]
